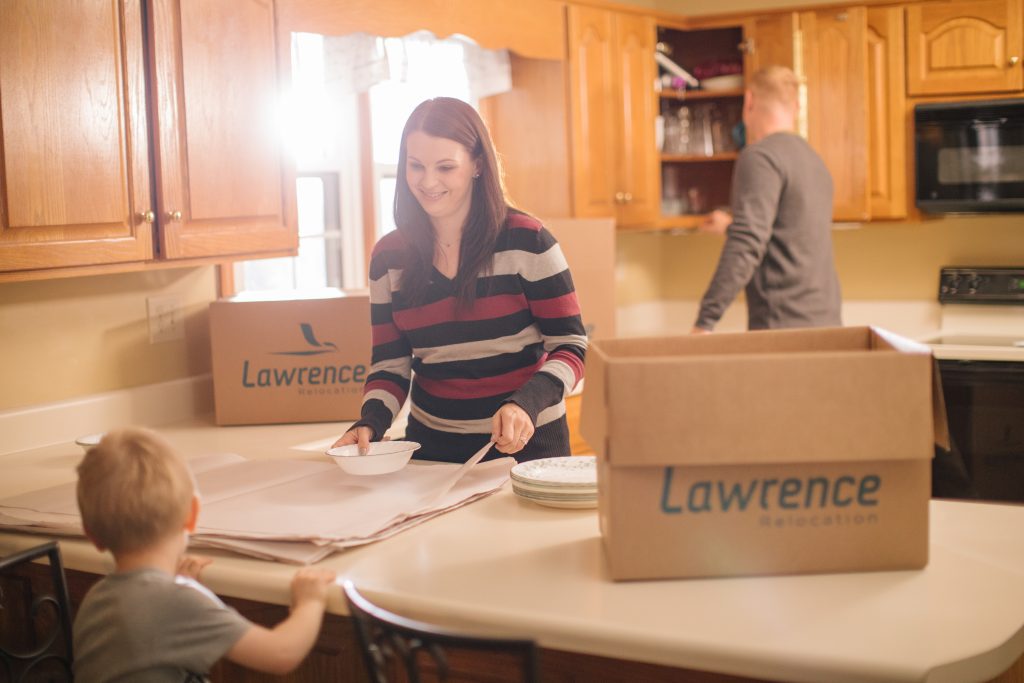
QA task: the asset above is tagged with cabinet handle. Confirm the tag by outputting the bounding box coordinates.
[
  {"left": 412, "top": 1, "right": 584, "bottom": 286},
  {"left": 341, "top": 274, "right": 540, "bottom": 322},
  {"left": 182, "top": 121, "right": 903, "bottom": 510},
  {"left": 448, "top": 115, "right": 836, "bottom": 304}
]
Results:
[
  {"left": 141, "top": 210, "right": 155, "bottom": 224},
  {"left": 623, "top": 193, "right": 633, "bottom": 203},
  {"left": 614, "top": 192, "right": 626, "bottom": 204},
  {"left": 1011, "top": 56, "right": 1021, "bottom": 66},
  {"left": 836, "top": 11, "right": 848, "bottom": 21},
  {"left": 167, "top": 210, "right": 183, "bottom": 222},
  {"left": 737, "top": 38, "right": 754, "bottom": 54}
]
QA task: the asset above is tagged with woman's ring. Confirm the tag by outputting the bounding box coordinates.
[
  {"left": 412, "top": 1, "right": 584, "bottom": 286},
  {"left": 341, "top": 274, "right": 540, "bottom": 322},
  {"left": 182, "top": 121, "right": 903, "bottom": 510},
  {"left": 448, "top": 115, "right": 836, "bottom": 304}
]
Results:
[{"left": 519, "top": 435, "right": 528, "bottom": 443}]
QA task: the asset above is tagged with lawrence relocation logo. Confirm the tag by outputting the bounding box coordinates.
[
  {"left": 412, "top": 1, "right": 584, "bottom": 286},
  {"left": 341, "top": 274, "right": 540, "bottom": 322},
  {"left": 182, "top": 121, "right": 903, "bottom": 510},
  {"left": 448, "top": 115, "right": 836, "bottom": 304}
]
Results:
[
  {"left": 241, "top": 323, "right": 367, "bottom": 396},
  {"left": 659, "top": 467, "right": 881, "bottom": 529}
]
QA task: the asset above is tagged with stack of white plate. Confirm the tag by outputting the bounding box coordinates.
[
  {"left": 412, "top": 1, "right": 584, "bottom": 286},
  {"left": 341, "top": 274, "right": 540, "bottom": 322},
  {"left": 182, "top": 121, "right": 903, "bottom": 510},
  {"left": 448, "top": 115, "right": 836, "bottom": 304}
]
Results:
[{"left": 510, "top": 456, "right": 597, "bottom": 509}]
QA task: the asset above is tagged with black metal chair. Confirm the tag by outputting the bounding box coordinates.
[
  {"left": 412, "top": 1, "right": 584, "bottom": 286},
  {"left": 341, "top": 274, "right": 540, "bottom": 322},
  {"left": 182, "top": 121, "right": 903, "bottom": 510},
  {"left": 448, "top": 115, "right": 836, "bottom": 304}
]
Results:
[
  {"left": 343, "top": 580, "right": 539, "bottom": 683},
  {"left": 0, "top": 542, "right": 74, "bottom": 682}
]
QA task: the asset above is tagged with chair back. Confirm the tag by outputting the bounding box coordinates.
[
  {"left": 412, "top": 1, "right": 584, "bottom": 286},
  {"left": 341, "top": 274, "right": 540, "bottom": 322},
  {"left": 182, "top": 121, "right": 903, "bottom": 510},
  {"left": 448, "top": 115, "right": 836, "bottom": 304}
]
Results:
[
  {"left": 0, "top": 542, "right": 74, "bottom": 682},
  {"left": 343, "top": 580, "right": 539, "bottom": 683}
]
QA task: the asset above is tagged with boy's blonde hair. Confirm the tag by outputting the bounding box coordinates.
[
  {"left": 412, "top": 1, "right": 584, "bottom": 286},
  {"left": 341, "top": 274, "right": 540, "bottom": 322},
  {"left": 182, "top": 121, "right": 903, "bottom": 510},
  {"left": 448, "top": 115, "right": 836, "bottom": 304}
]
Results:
[
  {"left": 748, "top": 65, "right": 799, "bottom": 112},
  {"left": 76, "top": 427, "right": 195, "bottom": 554}
]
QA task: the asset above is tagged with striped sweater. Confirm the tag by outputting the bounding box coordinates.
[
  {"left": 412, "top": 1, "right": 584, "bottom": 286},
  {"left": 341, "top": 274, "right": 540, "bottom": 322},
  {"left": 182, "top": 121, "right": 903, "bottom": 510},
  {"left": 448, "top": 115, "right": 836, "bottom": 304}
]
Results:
[{"left": 354, "top": 211, "right": 588, "bottom": 463}]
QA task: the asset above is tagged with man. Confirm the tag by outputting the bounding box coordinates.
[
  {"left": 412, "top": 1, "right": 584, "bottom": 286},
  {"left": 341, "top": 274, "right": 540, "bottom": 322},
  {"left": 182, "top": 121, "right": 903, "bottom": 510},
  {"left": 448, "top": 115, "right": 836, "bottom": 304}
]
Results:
[{"left": 691, "top": 66, "right": 842, "bottom": 333}]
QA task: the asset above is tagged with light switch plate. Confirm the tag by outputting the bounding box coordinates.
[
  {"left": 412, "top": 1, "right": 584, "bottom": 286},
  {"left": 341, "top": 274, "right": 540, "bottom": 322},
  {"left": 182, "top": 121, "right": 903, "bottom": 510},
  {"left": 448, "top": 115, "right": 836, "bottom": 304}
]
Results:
[{"left": 147, "top": 295, "right": 185, "bottom": 343}]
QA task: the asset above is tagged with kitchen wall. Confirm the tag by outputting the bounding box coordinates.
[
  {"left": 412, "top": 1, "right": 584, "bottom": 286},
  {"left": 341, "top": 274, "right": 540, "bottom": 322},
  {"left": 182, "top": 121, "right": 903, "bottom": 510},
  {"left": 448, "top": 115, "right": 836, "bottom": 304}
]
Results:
[
  {"left": 0, "top": 268, "right": 217, "bottom": 412},
  {"left": 618, "top": 214, "right": 1024, "bottom": 307}
]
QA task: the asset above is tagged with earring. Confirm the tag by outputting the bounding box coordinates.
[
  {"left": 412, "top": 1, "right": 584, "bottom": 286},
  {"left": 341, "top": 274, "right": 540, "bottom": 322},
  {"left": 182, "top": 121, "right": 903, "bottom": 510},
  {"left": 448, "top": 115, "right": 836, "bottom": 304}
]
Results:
[{"left": 473, "top": 173, "right": 480, "bottom": 178}]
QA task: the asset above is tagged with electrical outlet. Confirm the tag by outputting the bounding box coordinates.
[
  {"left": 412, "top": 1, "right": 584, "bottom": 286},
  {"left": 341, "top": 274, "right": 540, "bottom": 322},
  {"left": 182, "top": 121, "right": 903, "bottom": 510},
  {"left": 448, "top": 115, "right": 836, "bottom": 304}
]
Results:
[{"left": 147, "top": 295, "right": 185, "bottom": 343}]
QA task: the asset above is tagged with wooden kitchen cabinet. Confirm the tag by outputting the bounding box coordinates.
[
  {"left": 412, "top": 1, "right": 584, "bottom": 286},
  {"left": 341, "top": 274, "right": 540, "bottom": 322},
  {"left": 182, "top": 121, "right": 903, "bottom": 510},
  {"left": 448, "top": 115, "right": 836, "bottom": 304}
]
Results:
[
  {"left": 801, "top": 6, "right": 871, "bottom": 222},
  {"left": 742, "top": 12, "right": 798, "bottom": 75},
  {"left": 149, "top": 0, "right": 295, "bottom": 260},
  {"left": 906, "top": 0, "right": 1023, "bottom": 95},
  {"left": 0, "top": 0, "right": 296, "bottom": 278},
  {"left": 655, "top": 23, "right": 746, "bottom": 230},
  {"left": 866, "top": 6, "right": 907, "bottom": 219},
  {"left": 0, "top": 0, "right": 153, "bottom": 272},
  {"left": 567, "top": 5, "right": 659, "bottom": 227}
]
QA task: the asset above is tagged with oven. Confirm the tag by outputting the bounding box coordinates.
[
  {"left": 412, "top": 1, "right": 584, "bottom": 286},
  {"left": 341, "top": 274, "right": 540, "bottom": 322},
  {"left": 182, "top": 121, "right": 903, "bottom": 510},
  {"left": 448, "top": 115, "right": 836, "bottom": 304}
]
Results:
[{"left": 925, "top": 267, "right": 1024, "bottom": 502}]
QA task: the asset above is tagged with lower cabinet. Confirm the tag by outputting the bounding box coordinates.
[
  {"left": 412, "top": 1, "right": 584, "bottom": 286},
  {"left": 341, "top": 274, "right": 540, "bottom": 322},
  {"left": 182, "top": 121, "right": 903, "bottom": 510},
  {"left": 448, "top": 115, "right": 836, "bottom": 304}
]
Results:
[{"left": 4, "top": 562, "right": 858, "bottom": 683}]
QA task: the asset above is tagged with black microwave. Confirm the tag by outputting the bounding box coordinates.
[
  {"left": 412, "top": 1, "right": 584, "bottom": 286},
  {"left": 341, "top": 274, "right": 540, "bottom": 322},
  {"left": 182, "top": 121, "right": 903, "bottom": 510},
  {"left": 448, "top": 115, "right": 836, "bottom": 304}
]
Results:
[{"left": 914, "top": 98, "right": 1024, "bottom": 213}]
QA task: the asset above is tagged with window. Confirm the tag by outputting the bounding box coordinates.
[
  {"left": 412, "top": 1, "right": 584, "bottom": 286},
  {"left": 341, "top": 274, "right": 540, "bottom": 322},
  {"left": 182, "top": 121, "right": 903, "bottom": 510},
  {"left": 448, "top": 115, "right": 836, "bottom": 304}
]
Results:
[
  {"left": 233, "top": 32, "right": 507, "bottom": 296},
  {"left": 368, "top": 37, "right": 476, "bottom": 242},
  {"left": 239, "top": 174, "right": 342, "bottom": 290}
]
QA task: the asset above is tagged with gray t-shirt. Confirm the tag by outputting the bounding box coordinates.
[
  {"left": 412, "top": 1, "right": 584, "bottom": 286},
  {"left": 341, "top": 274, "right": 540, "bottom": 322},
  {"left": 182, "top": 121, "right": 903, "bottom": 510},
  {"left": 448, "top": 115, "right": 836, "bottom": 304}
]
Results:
[
  {"left": 696, "top": 131, "right": 842, "bottom": 330},
  {"left": 73, "top": 567, "right": 251, "bottom": 683}
]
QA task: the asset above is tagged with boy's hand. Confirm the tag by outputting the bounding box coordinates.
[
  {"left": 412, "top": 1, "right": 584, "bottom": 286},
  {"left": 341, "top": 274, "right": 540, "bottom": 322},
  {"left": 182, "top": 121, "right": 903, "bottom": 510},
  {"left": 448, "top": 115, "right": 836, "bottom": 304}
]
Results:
[
  {"left": 177, "top": 554, "right": 213, "bottom": 580},
  {"left": 290, "top": 568, "right": 336, "bottom": 608}
]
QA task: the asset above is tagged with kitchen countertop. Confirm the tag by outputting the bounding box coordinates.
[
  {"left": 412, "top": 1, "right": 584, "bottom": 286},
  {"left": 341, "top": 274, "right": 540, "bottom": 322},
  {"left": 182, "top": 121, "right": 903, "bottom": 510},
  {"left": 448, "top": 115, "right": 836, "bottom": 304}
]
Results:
[{"left": 2, "top": 416, "right": 1024, "bottom": 683}]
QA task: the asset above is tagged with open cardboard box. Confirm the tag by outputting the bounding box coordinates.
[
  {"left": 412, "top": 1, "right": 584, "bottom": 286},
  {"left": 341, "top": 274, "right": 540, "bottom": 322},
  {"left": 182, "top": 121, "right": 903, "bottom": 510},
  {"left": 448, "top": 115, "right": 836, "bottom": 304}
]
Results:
[
  {"left": 209, "top": 290, "right": 371, "bottom": 426},
  {"left": 580, "top": 326, "right": 949, "bottom": 581}
]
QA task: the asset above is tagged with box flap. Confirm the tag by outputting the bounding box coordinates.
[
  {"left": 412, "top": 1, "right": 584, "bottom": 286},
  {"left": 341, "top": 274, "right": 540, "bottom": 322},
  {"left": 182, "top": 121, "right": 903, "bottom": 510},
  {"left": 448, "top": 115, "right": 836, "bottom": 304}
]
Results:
[
  {"left": 589, "top": 327, "right": 940, "bottom": 467},
  {"left": 579, "top": 344, "right": 610, "bottom": 458},
  {"left": 870, "top": 327, "right": 950, "bottom": 450}
]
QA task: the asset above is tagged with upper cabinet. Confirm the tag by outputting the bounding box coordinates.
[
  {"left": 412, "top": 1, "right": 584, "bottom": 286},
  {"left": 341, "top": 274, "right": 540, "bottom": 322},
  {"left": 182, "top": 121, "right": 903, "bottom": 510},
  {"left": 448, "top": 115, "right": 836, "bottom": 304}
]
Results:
[
  {"left": 906, "top": 0, "right": 1023, "bottom": 95},
  {"left": 742, "top": 13, "right": 798, "bottom": 75},
  {"left": 866, "top": 6, "right": 907, "bottom": 220},
  {"left": 0, "top": 0, "right": 153, "bottom": 272},
  {"left": 656, "top": 24, "right": 746, "bottom": 230},
  {"left": 800, "top": 7, "right": 871, "bottom": 222},
  {"left": 740, "top": 7, "right": 906, "bottom": 222},
  {"left": 148, "top": 0, "right": 295, "bottom": 260},
  {"left": 567, "top": 5, "right": 658, "bottom": 227},
  {"left": 0, "top": 0, "right": 296, "bottom": 279}
]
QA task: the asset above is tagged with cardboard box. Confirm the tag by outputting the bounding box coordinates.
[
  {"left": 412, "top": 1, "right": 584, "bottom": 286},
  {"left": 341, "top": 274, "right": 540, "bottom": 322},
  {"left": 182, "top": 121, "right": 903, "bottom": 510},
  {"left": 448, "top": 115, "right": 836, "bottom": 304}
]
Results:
[
  {"left": 580, "top": 326, "right": 949, "bottom": 581},
  {"left": 209, "top": 290, "right": 371, "bottom": 425},
  {"left": 545, "top": 218, "right": 616, "bottom": 340}
]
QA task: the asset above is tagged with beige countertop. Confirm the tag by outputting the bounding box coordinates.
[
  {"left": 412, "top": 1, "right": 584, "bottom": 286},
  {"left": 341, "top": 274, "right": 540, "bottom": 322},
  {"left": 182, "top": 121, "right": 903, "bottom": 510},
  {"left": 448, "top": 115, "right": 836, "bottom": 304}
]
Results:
[{"left": 2, "top": 415, "right": 1024, "bottom": 683}]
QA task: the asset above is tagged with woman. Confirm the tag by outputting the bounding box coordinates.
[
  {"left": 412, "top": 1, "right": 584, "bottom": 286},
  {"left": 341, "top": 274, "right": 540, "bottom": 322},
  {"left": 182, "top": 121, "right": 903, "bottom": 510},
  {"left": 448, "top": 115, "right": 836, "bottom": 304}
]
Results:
[{"left": 332, "top": 97, "right": 587, "bottom": 463}]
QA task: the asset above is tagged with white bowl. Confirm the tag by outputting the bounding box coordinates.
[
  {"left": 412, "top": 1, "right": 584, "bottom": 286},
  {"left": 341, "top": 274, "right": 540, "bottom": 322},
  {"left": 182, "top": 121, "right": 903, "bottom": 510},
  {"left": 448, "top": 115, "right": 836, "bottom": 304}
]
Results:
[
  {"left": 701, "top": 74, "right": 744, "bottom": 91},
  {"left": 75, "top": 433, "right": 105, "bottom": 452},
  {"left": 325, "top": 441, "right": 421, "bottom": 475}
]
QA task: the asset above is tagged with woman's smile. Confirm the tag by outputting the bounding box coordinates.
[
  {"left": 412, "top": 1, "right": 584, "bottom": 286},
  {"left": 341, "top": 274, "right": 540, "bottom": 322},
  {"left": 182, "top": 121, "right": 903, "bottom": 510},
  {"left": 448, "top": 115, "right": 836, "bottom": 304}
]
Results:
[{"left": 405, "top": 131, "right": 478, "bottom": 230}]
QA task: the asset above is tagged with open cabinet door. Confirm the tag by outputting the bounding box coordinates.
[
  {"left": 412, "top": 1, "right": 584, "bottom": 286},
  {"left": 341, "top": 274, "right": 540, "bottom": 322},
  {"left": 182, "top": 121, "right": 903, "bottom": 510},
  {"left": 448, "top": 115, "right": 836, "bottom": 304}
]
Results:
[{"left": 801, "top": 7, "right": 870, "bottom": 222}]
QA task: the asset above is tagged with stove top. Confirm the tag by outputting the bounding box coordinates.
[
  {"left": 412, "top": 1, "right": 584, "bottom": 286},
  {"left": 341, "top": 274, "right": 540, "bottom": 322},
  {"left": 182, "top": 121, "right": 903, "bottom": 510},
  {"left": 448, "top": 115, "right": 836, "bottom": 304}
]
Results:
[{"left": 928, "top": 334, "right": 1024, "bottom": 347}]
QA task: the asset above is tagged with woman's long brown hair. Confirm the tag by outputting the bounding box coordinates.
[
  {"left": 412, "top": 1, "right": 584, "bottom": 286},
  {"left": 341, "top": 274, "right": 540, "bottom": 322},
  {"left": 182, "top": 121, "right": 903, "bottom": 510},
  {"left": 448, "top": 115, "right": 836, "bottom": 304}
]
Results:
[{"left": 393, "top": 97, "right": 509, "bottom": 308}]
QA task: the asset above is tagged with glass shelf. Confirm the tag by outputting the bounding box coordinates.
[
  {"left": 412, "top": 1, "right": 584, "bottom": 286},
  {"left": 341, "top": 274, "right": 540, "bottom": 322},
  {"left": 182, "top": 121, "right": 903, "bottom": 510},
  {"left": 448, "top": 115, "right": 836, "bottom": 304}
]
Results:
[
  {"left": 661, "top": 152, "right": 739, "bottom": 162},
  {"left": 659, "top": 88, "right": 744, "bottom": 100}
]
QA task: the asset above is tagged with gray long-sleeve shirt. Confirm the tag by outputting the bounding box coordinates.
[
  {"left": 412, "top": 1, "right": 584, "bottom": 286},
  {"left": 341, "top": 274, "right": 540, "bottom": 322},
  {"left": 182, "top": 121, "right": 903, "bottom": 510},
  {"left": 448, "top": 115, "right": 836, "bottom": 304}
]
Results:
[{"left": 695, "top": 132, "right": 842, "bottom": 331}]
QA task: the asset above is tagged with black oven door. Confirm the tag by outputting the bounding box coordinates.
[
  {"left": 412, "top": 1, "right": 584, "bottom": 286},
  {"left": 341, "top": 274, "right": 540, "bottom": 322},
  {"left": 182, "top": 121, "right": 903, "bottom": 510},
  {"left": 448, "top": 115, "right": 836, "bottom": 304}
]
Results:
[
  {"left": 938, "top": 359, "right": 1024, "bottom": 502},
  {"left": 915, "top": 99, "right": 1024, "bottom": 213}
]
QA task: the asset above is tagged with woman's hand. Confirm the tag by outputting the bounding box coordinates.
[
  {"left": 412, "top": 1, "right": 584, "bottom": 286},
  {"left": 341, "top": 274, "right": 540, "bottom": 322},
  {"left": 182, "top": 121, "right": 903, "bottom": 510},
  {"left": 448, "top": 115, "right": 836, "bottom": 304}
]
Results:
[
  {"left": 332, "top": 426, "right": 374, "bottom": 455},
  {"left": 492, "top": 403, "right": 534, "bottom": 455}
]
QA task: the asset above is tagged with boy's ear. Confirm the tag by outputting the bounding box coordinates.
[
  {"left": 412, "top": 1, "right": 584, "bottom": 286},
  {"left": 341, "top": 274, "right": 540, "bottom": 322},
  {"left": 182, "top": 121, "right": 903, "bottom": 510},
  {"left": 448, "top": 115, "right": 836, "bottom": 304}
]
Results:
[{"left": 184, "top": 495, "right": 201, "bottom": 533}]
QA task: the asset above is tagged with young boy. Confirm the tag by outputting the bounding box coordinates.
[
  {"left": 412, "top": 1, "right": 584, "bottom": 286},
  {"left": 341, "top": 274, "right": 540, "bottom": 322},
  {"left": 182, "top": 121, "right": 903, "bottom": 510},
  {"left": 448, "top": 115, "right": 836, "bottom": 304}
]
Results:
[{"left": 73, "top": 427, "right": 336, "bottom": 682}]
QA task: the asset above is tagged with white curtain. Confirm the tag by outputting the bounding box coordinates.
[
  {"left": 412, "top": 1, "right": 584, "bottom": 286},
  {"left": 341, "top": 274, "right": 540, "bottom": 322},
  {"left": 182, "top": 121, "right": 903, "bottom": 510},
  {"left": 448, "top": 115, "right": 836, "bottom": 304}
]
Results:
[{"left": 323, "top": 30, "right": 512, "bottom": 101}]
